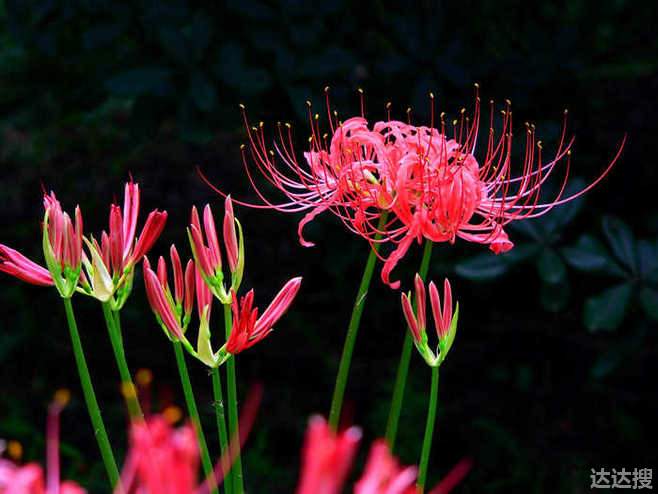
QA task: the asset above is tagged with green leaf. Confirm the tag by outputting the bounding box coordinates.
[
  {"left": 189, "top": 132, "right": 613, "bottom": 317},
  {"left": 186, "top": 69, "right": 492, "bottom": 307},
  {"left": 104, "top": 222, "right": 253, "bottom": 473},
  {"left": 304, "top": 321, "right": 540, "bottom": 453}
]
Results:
[
  {"left": 602, "top": 216, "right": 637, "bottom": 273},
  {"left": 639, "top": 287, "right": 658, "bottom": 321},
  {"left": 583, "top": 283, "right": 633, "bottom": 332},
  {"left": 189, "top": 71, "right": 217, "bottom": 113},
  {"left": 105, "top": 67, "right": 173, "bottom": 97},
  {"left": 455, "top": 253, "right": 509, "bottom": 280},
  {"left": 536, "top": 248, "right": 566, "bottom": 284},
  {"left": 562, "top": 234, "right": 624, "bottom": 276}
]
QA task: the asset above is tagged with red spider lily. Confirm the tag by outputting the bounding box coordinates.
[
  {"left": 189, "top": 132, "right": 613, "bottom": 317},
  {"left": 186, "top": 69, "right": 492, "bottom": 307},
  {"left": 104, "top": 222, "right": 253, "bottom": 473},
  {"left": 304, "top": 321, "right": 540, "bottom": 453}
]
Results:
[
  {"left": 188, "top": 197, "right": 244, "bottom": 304},
  {"left": 296, "top": 416, "right": 471, "bottom": 494},
  {"left": 119, "top": 415, "right": 199, "bottom": 494},
  {"left": 226, "top": 276, "right": 302, "bottom": 355},
  {"left": 0, "top": 392, "right": 85, "bottom": 494},
  {"left": 143, "top": 247, "right": 196, "bottom": 341},
  {"left": 354, "top": 440, "right": 417, "bottom": 494},
  {"left": 401, "top": 275, "right": 459, "bottom": 367},
  {"left": 80, "top": 181, "right": 167, "bottom": 306},
  {"left": 209, "top": 88, "right": 624, "bottom": 289},
  {"left": 296, "top": 416, "right": 362, "bottom": 494},
  {"left": 0, "top": 192, "right": 82, "bottom": 298}
]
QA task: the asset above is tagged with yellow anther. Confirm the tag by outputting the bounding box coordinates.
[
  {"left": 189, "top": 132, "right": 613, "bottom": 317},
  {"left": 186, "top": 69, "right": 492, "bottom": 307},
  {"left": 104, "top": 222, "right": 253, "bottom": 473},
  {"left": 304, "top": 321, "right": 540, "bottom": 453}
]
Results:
[
  {"left": 308, "top": 136, "right": 314, "bottom": 142},
  {"left": 505, "top": 99, "right": 512, "bottom": 105},
  {"left": 537, "top": 140, "right": 543, "bottom": 149},
  {"left": 440, "top": 112, "right": 446, "bottom": 119},
  {"left": 259, "top": 121, "right": 264, "bottom": 128},
  {"left": 452, "top": 119, "right": 458, "bottom": 126},
  {"left": 306, "top": 100, "right": 312, "bottom": 107},
  {"left": 474, "top": 82, "right": 480, "bottom": 88},
  {"left": 163, "top": 406, "right": 183, "bottom": 425},
  {"left": 239, "top": 103, "right": 245, "bottom": 110},
  {"left": 314, "top": 113, "right": 319, "bottom": 120},
  {"left": 323, "top": 133, "right": 328, "bottom": 140},
  {"left": 54, "top": 388, "right": 71, "bottom": 407},
  {"left": 357, "top": 88, "right": 364, "bottom": 94},
  {"left": 285, "top": 123, "right": 292, "bottom": 129},
  {"left": 8, "top": 441, "right": 22, "bottom": 461},
  {"left": 240, "top": 144, "right": 246, "bottom": 150},
  {"left": 324, "top": 85, "right": 330, "bottom": 92},
  {"left": 406, "top": 107, "right": 412, "bottom": 114},
  {"left": 386, "top": 102, "right": 392, "bottom": 109},
  {"left": 460, "top": 108, "right": 466, "bottom": 114},
  {"left": 429, "top": 92, "right": 435, "bottom": 99}
]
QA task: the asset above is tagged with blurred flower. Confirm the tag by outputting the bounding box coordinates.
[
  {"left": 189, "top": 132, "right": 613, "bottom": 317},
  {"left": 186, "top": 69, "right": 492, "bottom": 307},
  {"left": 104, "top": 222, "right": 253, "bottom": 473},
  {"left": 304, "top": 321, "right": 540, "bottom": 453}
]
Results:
[
  {"left": 226, "top": 276, "right": 303, "bottom": 355},
  {"left": 79, "top": 181, "right": 167, "bottom": 308},
  {"left": 0, "top": 192, "right": 82, "bottom": 298},
  {"left": 354, "top": 440, "right": 416, "bottom": 494},
  {"left": 401, "top": 275, "right": 459, "bottom": 367},
  {"left": 188, "top": 197, "right": 244, "bottom": 304},
  {"left": 217, "top": 89, "right": 624, "bottom": 289},
  {"left": 0, "top": 390, "right": 86, "bottom": 494},
  {"left": 119, "top": 415, "right": 199, "bottom": 494},
  {"left": 296, "top": 416, "right": 361, "bottom": 494},
  {"left": 296, "top": 416, "right": 470, "bottom": 494}
]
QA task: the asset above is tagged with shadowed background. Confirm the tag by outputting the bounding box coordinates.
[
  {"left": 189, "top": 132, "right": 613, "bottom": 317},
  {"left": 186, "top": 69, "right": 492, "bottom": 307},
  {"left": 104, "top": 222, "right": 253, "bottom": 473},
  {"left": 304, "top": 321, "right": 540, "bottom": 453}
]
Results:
[{"left": 1, "top": 0, "right": 656, "bottom": 492}]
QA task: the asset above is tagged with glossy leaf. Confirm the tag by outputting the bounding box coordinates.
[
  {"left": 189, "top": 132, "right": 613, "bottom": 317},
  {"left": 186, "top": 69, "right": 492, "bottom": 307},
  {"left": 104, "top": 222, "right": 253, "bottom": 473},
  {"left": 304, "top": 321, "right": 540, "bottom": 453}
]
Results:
[
  {"left": 583, "top": 282, "right": 633, "bottom": 332},
  {"left": 536, "top": 248, "right": 567, "bottom": 284},
  {"left": 602, "top": 216, "right": 637, "bottom": 273}
]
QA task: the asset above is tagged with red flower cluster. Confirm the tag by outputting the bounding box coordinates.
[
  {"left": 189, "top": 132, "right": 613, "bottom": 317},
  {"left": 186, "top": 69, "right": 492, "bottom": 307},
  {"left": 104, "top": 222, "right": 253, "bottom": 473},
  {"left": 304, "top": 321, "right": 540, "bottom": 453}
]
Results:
[{"left": 222, "top": 88, "right": 624, "bottom": 288}]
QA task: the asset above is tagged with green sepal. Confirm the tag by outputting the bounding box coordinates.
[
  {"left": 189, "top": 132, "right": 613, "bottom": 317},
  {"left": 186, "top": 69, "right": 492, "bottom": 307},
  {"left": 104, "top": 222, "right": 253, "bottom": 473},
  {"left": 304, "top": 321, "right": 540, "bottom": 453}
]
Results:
[
  {"left": 111, "top": 268, "right": 134, "bottom": 310},
  {"left": 42, "top": 210, "right": 68, "bottom": 297},
  {"left": 196, "top": 305, "right": 216, "bottom": 367},
  {"left": 82, "top": 237, "right": 114, "bottom": 302},
  {"left": 438, "top": 302, "right": 460, "bottom": 365}
]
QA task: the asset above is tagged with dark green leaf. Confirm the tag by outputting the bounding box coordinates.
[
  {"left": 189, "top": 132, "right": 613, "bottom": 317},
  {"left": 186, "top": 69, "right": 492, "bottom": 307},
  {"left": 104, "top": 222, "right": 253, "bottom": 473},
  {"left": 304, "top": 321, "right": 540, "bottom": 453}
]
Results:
[
  {"left": 562, "top": 234, "right": 623, "bottom": 276},
  {"left": 639, "top": 287, "right": 658, "bottom": 321},
  {"left": 536, "top": 248, "right": 567, "bottom": 284},
  {"left": 105, "top": 67, "right": 173, "bottom": 97},
  {"left": 189, "top": 71, "right": 217, "bottom": 112},
  {"left": 455, "top": 253, "right": 509, "bottom": 280},
  {"left": 583, "top": 282, "right": 633, "bottom": 332},
  {"left": 602, "top": 216, "right": 637, "bottom": 273}
]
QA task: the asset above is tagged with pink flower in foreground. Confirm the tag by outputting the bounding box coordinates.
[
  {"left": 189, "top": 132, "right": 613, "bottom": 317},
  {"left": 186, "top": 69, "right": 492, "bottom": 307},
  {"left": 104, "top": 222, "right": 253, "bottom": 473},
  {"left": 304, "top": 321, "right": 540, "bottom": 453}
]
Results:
[
  {"left": 80, "top": 181, "right": 167, "bottom": 306},
  {"left": 226, "top": 276, "right": 303, "bottom": 355},
  {"left": 296, "top": 416, "right": 472, "bottom": 494},
  {"left": 0, "top": 391, "right": 85, "bottom": 494},
  {"left": 188, "top": 197, "right": 244, "bottom": 304},
  {"left": 401, "top": 275, "right": 459, "bottom": 367},
  {"left": 354, "top": 440, "right": 417, "bottom": 494},
  {"left": 211, "top": 88, "right": 624, "bottom": 289},
  {"left": 119, "top": 415, "right": 199, "bottom": 494},
  {"left": 0, "top": 192, "right": 82, "bottom": 298},
  {"left": 296, "top": 416, "right": 362, "bottom": 494}
]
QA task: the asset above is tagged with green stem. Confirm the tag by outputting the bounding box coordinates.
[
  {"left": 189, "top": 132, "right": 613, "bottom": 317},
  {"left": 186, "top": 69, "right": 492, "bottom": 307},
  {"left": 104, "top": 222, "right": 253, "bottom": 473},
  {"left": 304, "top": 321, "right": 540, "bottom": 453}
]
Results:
[
  {"left": 417, "top": 365, "right": 439, "bottom": 493},
  {"left": 62, "top": 298, "right": 121, "bottom": 489},
  {"left": 385, "top": 239, "right": 433, "bottom": 448},
  {"left": 101, "top": 303, "right": 143, "bottom": 420},
  {"left": 211, "top": 366, "right": 232, "bottom": 494},
  {"left": 223, "top": 303, "right": 244, "bottom": 494},
  {"left": 328, "top": 212, "right": 389, "bottom": 431},
  {"left": 173, "top": 341, "right": 218, "bottom": 494}
]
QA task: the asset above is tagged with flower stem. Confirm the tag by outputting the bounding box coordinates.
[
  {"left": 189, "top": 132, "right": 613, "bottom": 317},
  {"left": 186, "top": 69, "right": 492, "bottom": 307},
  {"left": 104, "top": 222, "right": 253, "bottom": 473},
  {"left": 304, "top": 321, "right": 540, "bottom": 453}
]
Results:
[
  {"left": 211, "top": 366, "right": 232, "bottom": 494},
  {"left": 417, "top": 365, "right": 440, "bottom": 493},
  {"left": 172, "top": 341, "right": 219, "bottom": 494},
  {"left": 223, "top": 303, "right": 244, "bottom": 494},
  {"left": 62, "top": 298, "right": 121, "bottom": 489},
  {"left": 385, "top": 239, "right": 433, "bottom": 448},
  {"left": 101, "top": 303, "right": 143, "bottom": 421},
  {"left": 328, "top": 212, "right": 389, "bottom": 431}
]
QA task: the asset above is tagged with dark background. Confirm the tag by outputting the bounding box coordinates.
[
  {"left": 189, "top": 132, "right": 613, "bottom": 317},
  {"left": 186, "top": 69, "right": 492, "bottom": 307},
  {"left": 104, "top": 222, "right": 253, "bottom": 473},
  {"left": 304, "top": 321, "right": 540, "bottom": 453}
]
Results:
[{"left": 1, "top": 1, "right": 656, "bottom": 492}]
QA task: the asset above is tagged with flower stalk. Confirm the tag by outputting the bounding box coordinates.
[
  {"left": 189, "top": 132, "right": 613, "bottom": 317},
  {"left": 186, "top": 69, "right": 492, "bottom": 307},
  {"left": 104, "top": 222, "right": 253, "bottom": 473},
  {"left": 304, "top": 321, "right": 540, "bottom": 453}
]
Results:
[
  {"left": 172, "top": 340, "right": 219, "bottom": 494},
  {"left": 211, "top": 366, "right": 232, "bottom": 494},
  {"left": 328, "top": 212, "right": 389, "bottom": 431},
  {"left": 62, "top": 298, "right": 121, "bottom": 489},
  {"left": 417, "top": 365, "right": 439, "bottom": 493},
  {"left": 385, "top": 239, "right": 433, "bottom": 448},
  {"left": 101, "top": 303, "right": 143, "bottom": 420}
]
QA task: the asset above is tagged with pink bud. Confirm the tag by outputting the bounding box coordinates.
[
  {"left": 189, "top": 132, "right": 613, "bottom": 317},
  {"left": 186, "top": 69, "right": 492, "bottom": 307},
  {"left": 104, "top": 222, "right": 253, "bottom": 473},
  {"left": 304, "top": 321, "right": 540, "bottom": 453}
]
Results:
[
  {"left": 170, "top": 245, "right": 183, "bottom": 305},
  {"left": 223, "top": 196, "right": 239, "bottom": 272}
]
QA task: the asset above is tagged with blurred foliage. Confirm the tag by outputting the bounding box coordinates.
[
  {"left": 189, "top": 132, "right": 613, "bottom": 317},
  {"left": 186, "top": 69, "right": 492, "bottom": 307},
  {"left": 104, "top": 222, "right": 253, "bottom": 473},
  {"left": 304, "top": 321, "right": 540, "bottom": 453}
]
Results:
[{"left": 0, "top": 0, "right": 657, "bottom": 492}]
